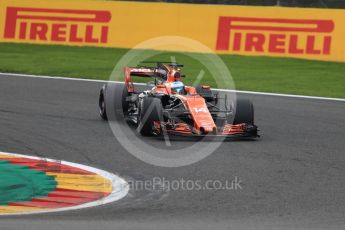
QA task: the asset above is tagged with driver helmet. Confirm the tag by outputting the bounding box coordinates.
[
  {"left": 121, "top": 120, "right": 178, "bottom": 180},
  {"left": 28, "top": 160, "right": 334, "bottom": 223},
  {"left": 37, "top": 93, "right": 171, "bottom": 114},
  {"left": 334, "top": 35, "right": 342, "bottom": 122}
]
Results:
[{"left": 171, "top": 81, "right": 185, "bottom": 94}]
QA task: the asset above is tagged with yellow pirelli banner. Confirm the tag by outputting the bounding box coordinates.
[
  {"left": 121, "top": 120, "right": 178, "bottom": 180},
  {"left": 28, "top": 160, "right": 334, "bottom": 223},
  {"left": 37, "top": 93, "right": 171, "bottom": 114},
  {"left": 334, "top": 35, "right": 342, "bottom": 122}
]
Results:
[{"left": 0, "top": 0, "right": 344, "bottom": 62}]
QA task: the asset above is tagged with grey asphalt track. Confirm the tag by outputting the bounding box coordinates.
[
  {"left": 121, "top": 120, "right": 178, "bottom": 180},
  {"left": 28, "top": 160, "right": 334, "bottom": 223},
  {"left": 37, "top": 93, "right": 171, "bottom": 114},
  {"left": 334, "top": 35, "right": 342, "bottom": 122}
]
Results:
[{"left": 0, "top": 74, "right": 345, "bottom": 230}]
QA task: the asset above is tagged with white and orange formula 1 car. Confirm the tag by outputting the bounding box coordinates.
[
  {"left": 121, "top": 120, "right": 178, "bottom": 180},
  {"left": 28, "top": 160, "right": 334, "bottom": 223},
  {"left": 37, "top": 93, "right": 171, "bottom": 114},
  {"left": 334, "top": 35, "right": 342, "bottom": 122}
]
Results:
[{"left": 99, "top": 62, "right": 258, "bottom": 139}]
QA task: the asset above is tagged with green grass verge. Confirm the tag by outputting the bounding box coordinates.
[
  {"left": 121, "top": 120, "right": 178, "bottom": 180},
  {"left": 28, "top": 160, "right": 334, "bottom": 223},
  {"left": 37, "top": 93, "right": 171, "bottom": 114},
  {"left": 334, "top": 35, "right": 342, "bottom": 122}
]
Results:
[{"left": 1, "top": 42, "right": 344, "bottom": 98}]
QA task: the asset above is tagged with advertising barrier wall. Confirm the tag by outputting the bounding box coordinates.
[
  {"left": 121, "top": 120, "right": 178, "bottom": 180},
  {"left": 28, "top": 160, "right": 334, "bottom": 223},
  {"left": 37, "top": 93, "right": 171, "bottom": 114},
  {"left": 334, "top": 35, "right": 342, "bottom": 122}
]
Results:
[{"left": 1, "top": 0, "right": 344, "bottom": 62}]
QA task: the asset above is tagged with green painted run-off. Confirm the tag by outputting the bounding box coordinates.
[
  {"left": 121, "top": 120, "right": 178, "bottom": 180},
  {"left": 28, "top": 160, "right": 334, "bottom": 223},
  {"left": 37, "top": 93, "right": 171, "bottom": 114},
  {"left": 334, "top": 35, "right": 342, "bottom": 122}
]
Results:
[{"left": 0, "top": 160, "right": 57, "bottom": 205}]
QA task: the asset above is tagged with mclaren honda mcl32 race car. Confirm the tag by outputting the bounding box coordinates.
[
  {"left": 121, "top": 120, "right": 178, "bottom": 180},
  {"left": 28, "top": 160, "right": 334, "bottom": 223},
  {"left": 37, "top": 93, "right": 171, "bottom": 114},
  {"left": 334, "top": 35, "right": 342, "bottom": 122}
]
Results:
[{"left": 99, "top": 62, "right": 258, "bottom": 139}]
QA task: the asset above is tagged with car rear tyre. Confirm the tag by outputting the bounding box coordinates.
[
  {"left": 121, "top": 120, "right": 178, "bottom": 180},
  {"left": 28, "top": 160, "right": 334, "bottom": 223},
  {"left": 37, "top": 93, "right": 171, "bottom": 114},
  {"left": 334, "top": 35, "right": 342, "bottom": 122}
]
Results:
[
  {"left": 99, "top": 83, "right": 129, "bottom": 121},
  {"left": 99, "top": 87, "right": 108, "bottom": 121}
]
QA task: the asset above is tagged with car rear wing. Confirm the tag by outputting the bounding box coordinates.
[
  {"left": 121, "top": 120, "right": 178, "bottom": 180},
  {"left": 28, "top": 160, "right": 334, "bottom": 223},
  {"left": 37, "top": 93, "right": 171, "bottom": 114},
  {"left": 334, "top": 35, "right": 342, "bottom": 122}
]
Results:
[
  {"left": 124, "top": 67, "right": 156, "bottom": 93},
  {"left": 127, "top": 67, "right": 155, "bottom": 77}
]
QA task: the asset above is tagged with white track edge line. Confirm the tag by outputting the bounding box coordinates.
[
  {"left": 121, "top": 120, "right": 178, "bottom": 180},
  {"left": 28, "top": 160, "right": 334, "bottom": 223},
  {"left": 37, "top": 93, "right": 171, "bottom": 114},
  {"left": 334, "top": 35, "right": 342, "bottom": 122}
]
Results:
[
  {"left": 0, "top": 151, "right": 129, "bottom": 216},
  {"left": 1, "top": 72, "right": 344, "bottom": 102}
]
